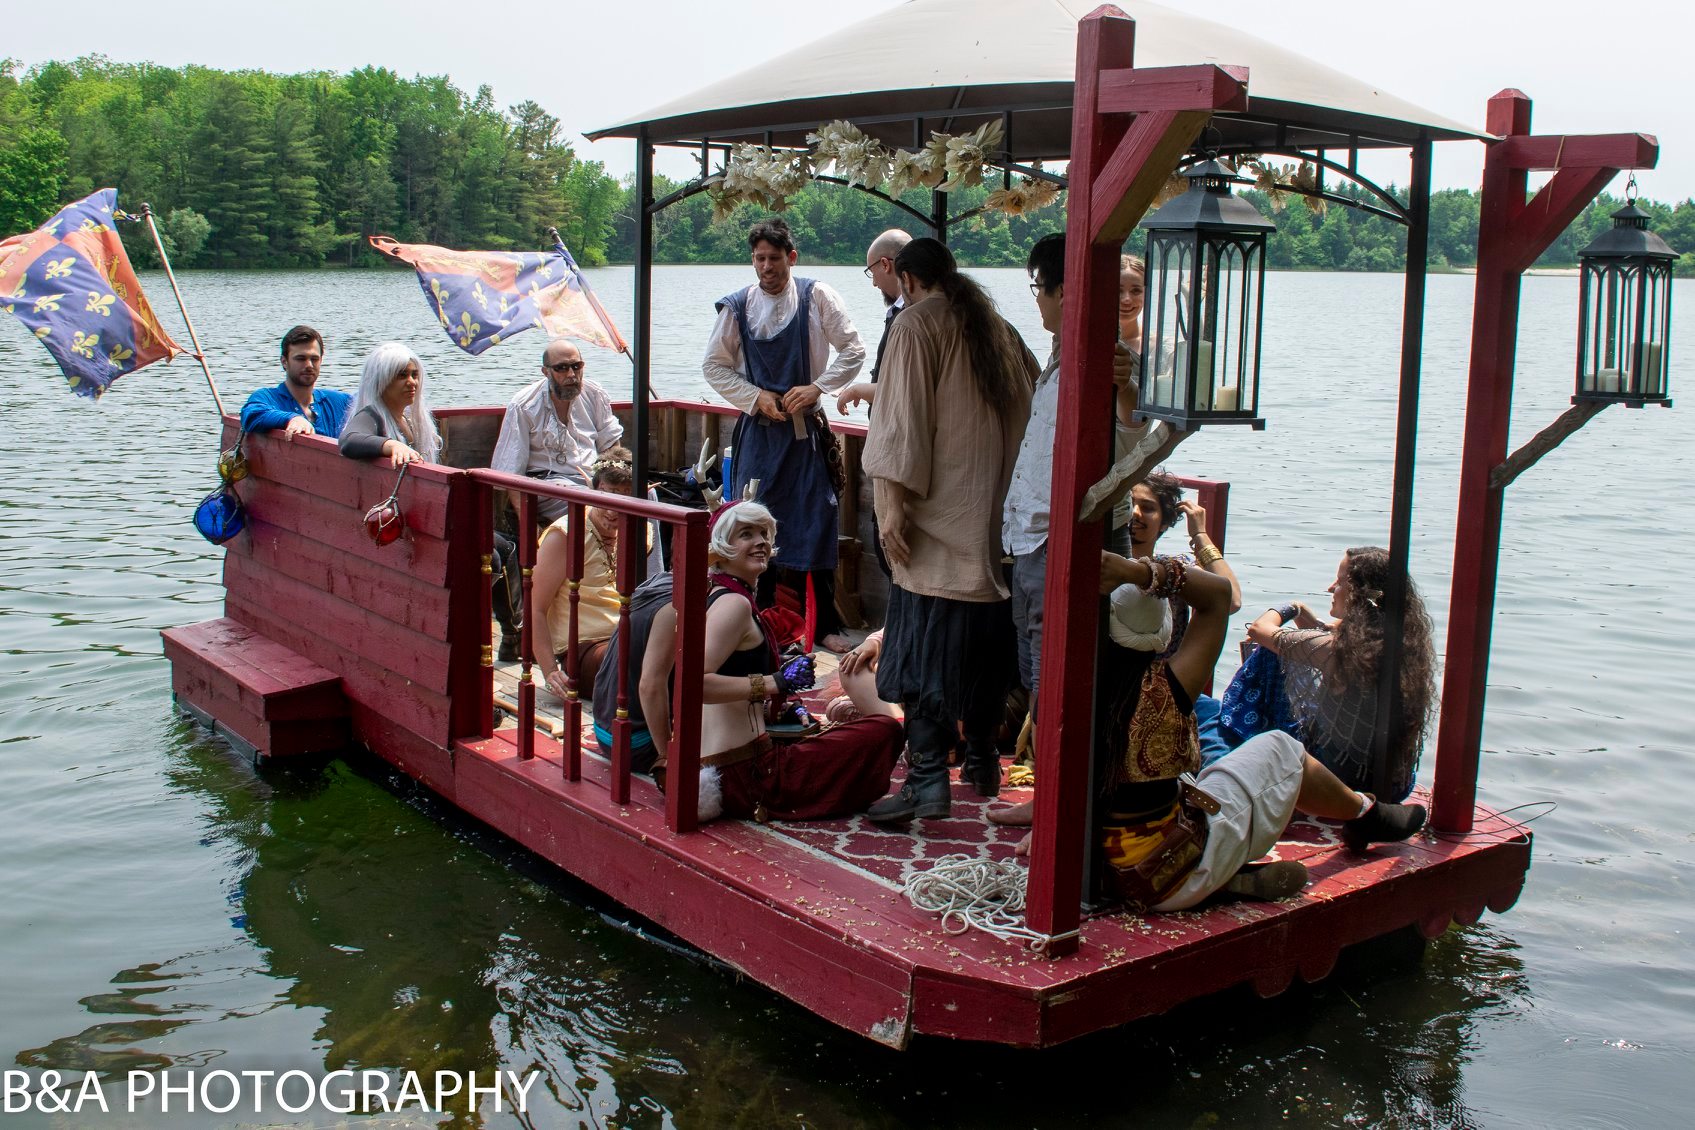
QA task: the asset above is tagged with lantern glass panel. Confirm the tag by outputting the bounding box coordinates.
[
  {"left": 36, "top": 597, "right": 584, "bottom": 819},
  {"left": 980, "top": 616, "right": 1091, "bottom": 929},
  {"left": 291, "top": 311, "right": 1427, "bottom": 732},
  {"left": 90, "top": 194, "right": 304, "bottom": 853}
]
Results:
[
  {"left": 1141, "top": 232, "right": 1195, "bottom": 417},
  {"left": 1198, "top": 238, "right": 1261, "bottom": 415}
]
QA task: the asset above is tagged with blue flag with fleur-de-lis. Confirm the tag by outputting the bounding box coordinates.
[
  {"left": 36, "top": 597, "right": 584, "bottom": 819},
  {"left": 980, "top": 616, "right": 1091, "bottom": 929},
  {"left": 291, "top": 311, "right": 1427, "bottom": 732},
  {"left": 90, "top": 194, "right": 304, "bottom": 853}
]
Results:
[
  {"left": 368, "top": 235, "right": 627, "bottom": 357},
  {"left": 0, "top": 188, "right": 183, "bottom": 398}
]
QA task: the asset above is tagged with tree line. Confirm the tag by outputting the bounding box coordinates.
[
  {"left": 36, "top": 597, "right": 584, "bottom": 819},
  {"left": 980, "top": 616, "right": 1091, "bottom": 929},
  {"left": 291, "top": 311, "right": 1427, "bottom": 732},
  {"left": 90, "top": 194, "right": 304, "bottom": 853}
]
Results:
[{"left": 4, "top": 56, "right": 1693, "bottom": 276}]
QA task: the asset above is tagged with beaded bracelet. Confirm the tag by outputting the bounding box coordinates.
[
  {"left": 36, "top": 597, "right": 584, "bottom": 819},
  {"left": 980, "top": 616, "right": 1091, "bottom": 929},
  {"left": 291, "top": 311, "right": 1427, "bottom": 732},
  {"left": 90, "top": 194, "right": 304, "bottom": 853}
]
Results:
[
  {"left": 1133, "top": 555, "right": 1159, "bottom": 593},
  {"left": 1151, "top": 554, "right": 1188, "bottom": 598}
]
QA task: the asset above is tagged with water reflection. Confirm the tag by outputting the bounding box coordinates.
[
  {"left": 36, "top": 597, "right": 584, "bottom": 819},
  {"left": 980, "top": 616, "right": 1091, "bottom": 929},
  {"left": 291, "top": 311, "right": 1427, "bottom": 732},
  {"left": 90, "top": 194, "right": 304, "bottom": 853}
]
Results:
[{"left": 39, "top": 725, "right": 1539, "bottom": 1127}]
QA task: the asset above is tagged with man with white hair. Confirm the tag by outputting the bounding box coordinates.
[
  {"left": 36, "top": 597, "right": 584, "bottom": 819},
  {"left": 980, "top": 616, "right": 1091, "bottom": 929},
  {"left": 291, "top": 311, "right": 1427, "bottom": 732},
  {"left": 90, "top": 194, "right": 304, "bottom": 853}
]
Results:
[
  {"left": 835, "top": 228, "right": 912, "bottom": 415},
  {"left": 491, "top": 338, "right": 624, "bottom": 524}
]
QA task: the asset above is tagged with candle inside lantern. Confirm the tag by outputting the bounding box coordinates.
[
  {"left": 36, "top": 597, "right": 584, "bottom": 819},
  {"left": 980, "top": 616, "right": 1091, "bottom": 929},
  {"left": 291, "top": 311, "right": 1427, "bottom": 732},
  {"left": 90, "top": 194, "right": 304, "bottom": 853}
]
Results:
[
  {"left": 1191, "top": 341, "right": 1215, "bottom": 410},
  {"left": 1214, "top": 385, "right": 1240, "bottom": 412},
  {"left": 1636, "top": 342, "right": 1665, "bottom": 396},
  {"left": 1594, "top": 368, "right": 1624, "bottom": 394}
]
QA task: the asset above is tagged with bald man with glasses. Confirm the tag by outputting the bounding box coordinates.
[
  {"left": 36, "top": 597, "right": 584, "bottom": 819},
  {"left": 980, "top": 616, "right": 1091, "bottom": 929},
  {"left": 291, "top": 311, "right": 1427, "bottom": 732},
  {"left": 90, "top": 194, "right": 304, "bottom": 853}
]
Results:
[{"left": 491, "top": 338, "right": 625, "bottom": 524}]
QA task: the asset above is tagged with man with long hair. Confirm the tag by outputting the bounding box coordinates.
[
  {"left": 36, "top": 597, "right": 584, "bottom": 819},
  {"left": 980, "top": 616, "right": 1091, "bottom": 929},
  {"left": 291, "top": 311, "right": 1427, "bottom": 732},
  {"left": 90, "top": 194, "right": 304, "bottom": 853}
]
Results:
[{"left": 860, "top": 238, "right": 1038, "bottom": 822}]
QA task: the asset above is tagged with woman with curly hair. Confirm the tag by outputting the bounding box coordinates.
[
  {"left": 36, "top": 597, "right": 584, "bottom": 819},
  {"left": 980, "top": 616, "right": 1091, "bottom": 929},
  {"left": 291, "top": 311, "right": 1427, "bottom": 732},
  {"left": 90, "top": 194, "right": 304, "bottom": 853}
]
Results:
[{"left": 1221, "top": 546, "right": 1436, "bottom": 802}]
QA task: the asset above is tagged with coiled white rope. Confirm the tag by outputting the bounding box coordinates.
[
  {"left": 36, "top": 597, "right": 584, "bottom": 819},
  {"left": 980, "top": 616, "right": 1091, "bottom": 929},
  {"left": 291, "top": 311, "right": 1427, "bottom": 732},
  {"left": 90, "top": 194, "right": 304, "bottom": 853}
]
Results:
[{"left": 904, "top": 854, "right": 1050, "bottom": 952}]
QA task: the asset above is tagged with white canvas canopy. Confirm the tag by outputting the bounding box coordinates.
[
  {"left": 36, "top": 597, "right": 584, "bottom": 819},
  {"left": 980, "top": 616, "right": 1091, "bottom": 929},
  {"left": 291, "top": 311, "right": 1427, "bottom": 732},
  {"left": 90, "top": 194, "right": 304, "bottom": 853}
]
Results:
[{"left": 588, "top": 0, "right": 1485, "bottom": 155}]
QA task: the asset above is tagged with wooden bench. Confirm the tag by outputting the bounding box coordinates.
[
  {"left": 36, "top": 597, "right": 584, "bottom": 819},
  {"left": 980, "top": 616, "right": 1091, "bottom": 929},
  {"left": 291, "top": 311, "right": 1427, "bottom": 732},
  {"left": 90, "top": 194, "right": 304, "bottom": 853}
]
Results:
[{"left": 162, "top": 617, "right": 349, "bottom": 761}]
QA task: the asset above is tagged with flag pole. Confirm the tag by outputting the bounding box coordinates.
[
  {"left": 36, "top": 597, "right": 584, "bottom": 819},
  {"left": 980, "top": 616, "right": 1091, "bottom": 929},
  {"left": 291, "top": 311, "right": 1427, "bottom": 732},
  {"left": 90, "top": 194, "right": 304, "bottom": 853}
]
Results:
[
  {"left": 137, "top": 202, "right": 226, "bottom": 419},
  {"left": 547, "top": 226, "right": 639, "bottom": 375}
]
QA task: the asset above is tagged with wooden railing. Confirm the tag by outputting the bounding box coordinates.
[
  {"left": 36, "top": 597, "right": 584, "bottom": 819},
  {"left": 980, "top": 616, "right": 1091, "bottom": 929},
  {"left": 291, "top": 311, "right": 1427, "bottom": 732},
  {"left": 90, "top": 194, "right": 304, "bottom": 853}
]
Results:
[{"left": 463, "top": 469, "right": 713, "bottom": 833}]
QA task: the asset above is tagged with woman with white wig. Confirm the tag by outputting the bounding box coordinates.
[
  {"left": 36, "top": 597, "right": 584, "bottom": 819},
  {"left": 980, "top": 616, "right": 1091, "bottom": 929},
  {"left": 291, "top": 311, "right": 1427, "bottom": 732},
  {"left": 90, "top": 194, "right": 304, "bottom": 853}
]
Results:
[
  {"left": 640, "top": 500, "right": 905, "bottom": 823},
  {"left": 339, "top": 341, "right": 441, "bottom": 467}
]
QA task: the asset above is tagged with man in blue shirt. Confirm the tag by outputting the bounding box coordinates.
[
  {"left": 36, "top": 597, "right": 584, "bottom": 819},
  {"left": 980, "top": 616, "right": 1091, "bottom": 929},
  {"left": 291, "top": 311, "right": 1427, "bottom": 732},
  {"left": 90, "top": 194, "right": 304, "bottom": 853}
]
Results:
[{"left": 239, "top": 325, "right": 352, "bottom": 439}]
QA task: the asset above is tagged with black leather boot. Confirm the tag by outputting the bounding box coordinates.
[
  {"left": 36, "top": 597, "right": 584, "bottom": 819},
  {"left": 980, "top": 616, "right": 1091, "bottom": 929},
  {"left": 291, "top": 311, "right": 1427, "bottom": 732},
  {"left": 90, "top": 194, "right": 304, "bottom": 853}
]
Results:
[
  {"left": 958, "top": 734, "right": 1002, "bottom": 798},
  {"left": 867, "top": 716, "right": 952, "bottom": 823}
]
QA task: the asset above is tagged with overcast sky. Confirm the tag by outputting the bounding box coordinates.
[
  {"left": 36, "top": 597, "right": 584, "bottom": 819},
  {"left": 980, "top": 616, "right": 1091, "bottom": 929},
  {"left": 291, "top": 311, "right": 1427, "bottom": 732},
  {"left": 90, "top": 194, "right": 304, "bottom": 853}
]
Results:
[{"left": 8, "top": 0, "right": 1689, "bottom": 201}]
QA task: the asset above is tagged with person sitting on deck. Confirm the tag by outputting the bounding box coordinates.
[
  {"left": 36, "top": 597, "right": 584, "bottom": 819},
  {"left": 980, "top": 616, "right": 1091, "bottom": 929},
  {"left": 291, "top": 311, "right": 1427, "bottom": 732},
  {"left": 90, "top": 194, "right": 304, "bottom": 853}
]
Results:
[
  {"left": 1090, "top": 551, "right": 1429, "bottom": 911},
  {"left": 491, "top": 338, "right": 625, "bottom": 525},
  {"left": 240, "top": 325, "right": 352, "bottom": 440},
  {"left": 642, "top": 500, "right": 905, "bottom": 823},
  {"left": 339, "top": 342, "right": 441, "bottom": 467},
  {"left": 703, "top": 217, "right": 867, "bottom": 654},
  {"left": 1216, "top": 546, "right": 1437, "bottom": 803},
  {"left": 592, "top": 570, "right": 676, "bottom": 774},
  {"left": 992, "top": 471, "right": 1241, "bottom": 828},
  {"left": 825, "top": 630, "right": 902, "bottom": 723},
  {"left": 532, "top": 447, "right": 641, "bottom": 706}
]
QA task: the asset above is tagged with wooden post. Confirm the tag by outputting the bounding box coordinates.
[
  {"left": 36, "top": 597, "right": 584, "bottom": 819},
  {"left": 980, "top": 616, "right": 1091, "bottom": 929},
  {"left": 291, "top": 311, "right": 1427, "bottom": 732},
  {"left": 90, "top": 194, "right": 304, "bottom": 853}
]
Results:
[
  {"left": 564, "top": 501, "right": 585, "bottom": 780},
  {"left": 447, "top": 475, "right": 496, "bottom": 740},
  {"left": 666, "top": 513, "right": 709, "bottom": 833},
  {"left": 1025, "top": 7, "right": 1247, "bottom": 955},
  {"left": 517, "top": 493, "right": 538, "bottom": 762},
  {"left": 1433, "top": 91, "right": 1656, "bottom": 832},
  {"left": 137, "top": 203, "right": 226, "bottom": 418},
  {"left": 608, "top": 511, "right": 641, "bottom": 803}
]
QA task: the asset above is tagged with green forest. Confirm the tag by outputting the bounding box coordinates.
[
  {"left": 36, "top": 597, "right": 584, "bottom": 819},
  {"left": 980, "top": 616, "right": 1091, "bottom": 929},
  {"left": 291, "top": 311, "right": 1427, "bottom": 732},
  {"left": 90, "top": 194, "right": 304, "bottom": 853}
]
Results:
[{"left": 4, "top": 56, "right": 1694, "bottom": 275}]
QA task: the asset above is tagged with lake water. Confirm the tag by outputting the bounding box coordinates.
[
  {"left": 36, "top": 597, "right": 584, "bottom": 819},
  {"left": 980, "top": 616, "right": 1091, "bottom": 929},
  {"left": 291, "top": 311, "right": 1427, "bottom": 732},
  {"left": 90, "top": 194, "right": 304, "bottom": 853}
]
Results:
[{"left": 1, "top": 263, "right": 1690, "bottom": 1128}]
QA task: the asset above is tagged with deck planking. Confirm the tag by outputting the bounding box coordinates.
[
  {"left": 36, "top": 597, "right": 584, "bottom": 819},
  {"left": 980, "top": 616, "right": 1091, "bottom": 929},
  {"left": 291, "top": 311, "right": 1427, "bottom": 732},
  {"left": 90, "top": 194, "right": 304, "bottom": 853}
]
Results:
[{"left": 439, "top": 690, "right": 1531, "bottom": 1048}]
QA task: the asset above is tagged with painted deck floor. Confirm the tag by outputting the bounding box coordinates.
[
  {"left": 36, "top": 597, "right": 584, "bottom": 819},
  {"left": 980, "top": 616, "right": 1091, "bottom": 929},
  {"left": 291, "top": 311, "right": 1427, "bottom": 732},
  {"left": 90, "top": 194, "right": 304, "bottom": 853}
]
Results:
[{"left": 461, "top": 660, "right": 1533, "bottom": 1048}]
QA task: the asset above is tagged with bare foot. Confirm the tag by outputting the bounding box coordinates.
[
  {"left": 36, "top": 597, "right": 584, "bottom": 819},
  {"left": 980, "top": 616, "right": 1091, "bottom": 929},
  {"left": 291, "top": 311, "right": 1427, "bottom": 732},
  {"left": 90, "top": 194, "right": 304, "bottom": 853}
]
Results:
[
  {"left": 1014, "top": 832, "right": 1032, "bottom": 858},
  {"left": 987, "top": 800, "right": 1034, "bottom": 826},
  {"left": 819, "top": 632, "right": 853, "bottom": 654}
]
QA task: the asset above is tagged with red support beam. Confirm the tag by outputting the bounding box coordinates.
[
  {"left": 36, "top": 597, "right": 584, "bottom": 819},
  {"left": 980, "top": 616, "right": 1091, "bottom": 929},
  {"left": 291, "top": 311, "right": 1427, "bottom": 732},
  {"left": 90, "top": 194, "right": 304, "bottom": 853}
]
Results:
[
  {"left": 608, "top": 512, "right": 642, "bottom": 803},
  {"left": 564, "top": 502, "right": 587, "bottom": 783},
  {"left": 1497, "top": 132, "right": 1659, "bottom": 172},
  {"left": 1024, "top": 3, "right": 1136, "bottom": 958},
  {"left": 516, "top": 493, "right": 538, "bottom": 762},
  {"left": 447, "top": 476, "right": 495, "bottom": 740},
  {"left": 666, "top": 514, "right": 709, "bottom": 834},
  {"left": 1095, "top": 63, "right": 1249, "bottom": 116},
  {"left": 1433, "top": 90, "right": 1658, "bottom": 832},
  {"left": 1027, "top": 6, "right": 1251, "bottom": 955}
]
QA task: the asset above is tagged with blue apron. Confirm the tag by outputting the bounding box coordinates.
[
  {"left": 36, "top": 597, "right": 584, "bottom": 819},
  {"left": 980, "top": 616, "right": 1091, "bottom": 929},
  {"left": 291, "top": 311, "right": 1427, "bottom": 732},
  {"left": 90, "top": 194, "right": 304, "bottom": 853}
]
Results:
[{"left": 716, "top": 279, "right": 838, "bottom": 571}]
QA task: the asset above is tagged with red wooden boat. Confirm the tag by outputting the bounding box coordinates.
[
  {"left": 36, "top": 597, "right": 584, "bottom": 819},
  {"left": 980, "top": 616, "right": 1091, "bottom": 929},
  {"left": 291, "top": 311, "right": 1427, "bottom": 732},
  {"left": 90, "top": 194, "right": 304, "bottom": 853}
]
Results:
[{"left": 164, "top": 3, "right": 1663, "bottom": 1047}]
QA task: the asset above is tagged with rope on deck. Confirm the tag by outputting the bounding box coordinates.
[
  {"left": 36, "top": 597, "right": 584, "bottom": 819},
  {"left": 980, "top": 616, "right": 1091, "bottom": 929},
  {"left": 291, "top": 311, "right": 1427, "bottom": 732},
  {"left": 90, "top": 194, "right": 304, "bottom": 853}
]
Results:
[{"left": 904, "top": 855, "right": 1049, "bottom": 952}]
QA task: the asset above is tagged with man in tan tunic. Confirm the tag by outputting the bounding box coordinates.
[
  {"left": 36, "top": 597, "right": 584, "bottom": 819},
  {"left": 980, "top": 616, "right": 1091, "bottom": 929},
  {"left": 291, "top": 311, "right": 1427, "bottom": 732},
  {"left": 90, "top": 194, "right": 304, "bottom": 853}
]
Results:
[{"left": 860, "top": 238, "right": 1037, "bottom": 823}]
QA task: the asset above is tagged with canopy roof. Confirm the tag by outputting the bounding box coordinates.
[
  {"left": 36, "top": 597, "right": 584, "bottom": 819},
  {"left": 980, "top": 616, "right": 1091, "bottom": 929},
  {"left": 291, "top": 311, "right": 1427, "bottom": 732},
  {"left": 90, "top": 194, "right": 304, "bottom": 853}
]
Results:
[{"left": 588, "top": 0, "right": 1486, "bottom": 157}]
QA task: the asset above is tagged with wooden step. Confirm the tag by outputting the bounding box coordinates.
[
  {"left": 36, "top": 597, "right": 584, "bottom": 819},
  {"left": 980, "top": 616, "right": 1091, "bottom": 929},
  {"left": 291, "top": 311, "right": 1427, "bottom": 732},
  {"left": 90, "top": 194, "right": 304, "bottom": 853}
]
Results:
[{"left": 162, "top": 617, "right": 348, "bottom": 760}]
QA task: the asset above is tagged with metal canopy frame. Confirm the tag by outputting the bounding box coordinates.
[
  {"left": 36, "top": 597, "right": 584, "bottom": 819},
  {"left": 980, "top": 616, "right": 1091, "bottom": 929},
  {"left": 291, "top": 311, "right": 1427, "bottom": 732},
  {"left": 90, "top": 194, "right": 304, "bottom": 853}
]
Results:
[{"left": 620, "top": 11, "right": 1448, "bottom": 944}]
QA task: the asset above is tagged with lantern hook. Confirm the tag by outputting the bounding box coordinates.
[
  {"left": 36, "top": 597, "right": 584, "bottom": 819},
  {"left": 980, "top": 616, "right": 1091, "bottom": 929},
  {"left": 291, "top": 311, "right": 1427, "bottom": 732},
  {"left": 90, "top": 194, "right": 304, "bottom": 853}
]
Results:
[{"left": 1623, "top": 172, "right": 1639, "bottom": 203}]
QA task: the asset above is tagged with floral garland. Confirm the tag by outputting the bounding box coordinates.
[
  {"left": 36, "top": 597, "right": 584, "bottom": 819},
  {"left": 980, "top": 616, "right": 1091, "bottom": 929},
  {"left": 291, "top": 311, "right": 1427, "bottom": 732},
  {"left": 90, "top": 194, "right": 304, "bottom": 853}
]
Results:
[
  {"left": 705, "top": 119, "right": 1056, "bottom": 218},
  {"left": 701, "top": 129, "right": 1327, "bottom": 222}
]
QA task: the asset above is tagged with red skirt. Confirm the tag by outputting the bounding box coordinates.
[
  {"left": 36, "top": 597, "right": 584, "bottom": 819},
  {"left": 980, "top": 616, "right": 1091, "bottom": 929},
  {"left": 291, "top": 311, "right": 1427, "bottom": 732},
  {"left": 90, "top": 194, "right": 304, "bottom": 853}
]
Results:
[{"left": 719, "top": 715, "right": 905, "bottom": 821}]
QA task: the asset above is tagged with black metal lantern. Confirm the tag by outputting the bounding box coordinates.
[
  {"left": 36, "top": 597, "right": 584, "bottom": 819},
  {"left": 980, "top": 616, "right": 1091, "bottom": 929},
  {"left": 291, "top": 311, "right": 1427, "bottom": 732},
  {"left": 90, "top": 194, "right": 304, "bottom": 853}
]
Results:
[
  {"left": 1575, "top": 183, "right": 1674, "bottom": 407},
  {"left": 1137, "top": 158, "right": 1276, "bottom": 429}
]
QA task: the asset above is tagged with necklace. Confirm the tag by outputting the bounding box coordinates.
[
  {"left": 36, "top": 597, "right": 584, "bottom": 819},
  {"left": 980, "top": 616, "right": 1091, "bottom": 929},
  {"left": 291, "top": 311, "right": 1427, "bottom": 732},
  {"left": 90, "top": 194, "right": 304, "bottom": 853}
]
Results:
[{"left": 587, "top": 510, "right": 617, "bottom": 569}]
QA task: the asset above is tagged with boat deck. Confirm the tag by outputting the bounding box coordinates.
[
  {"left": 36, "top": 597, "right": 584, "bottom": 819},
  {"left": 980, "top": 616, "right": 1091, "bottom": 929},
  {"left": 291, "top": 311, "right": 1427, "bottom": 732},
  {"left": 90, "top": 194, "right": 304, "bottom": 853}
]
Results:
[{"left": 457, "top": 663, "right": 1532, "bottom": 1048}]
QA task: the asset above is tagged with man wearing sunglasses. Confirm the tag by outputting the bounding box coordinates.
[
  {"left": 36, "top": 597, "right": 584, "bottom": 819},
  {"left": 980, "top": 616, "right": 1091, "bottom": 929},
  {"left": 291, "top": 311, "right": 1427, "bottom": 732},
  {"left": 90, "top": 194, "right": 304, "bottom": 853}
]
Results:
[{"left": 491, "top": 339, "right": 624, "bottom": 524}]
